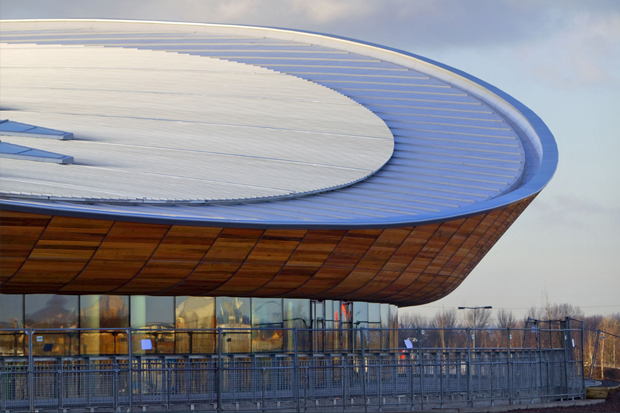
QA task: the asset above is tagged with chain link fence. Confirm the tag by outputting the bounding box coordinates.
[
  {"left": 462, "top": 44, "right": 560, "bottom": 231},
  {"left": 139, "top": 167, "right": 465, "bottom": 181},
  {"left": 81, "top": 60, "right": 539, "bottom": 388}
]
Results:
[{"left": 0, "top": 320, "right": 585, "bottom": 412}]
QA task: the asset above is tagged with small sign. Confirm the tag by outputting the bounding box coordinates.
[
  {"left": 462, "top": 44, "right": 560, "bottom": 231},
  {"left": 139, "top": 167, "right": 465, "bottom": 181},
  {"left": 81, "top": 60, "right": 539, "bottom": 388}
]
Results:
[
  {"left": 531, "top": 326, "right": 536, "bottom": 333},
  {"left": 404, "top": 339, "right": 413, "bottom": 349},
  {"left": 141, "top": 339, "right": 153, "bottom": 350},
  {"left": 509, "top": 334, "right": 512, "bottom": 340},
  {"left": 36, "top": 336, "right": 43, "bottom": 342},
  {"left": 572, "top": 339, "right": 575, "bottom": 348},
  {"left": 421, "top": 330, "right": 425, "bottom": 335}
]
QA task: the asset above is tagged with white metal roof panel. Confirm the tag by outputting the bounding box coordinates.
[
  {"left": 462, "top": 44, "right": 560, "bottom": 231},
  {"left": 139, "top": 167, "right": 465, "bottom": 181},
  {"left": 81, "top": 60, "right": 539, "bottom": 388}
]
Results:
[{"left": 0, "top": 20, "right": 558, "bottom": 228}]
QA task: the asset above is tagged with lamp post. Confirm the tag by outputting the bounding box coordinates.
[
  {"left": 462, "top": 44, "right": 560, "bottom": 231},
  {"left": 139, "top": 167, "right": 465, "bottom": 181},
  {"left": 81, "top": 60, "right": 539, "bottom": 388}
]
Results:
[{"left": 458, "top": 306, "right": 492, "bottom": 349}]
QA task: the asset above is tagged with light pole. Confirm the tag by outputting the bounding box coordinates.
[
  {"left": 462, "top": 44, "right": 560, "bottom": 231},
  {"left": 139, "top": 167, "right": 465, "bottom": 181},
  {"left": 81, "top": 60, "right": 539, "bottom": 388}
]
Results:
[{"left": 458, "top": 306, "right": 492, "bottom": 349}]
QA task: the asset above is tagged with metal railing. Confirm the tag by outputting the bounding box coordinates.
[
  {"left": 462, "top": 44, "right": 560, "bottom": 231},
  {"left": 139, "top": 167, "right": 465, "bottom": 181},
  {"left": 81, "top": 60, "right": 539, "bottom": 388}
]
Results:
[{"left": 0, "top": 323, "right": 585, "bottom": 412}]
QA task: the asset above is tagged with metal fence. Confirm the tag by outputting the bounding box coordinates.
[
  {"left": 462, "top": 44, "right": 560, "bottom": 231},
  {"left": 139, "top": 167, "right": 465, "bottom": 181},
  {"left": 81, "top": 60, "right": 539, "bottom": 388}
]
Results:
[{"left": 0, "top": 322, "right": 585, "bottom": 412}]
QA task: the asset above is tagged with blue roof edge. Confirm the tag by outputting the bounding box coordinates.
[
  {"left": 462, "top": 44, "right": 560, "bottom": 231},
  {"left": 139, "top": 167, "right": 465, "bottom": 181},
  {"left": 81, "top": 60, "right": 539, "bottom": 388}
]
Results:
[{"left": 0, "top": 19, "right": 558, "bottom": 229}]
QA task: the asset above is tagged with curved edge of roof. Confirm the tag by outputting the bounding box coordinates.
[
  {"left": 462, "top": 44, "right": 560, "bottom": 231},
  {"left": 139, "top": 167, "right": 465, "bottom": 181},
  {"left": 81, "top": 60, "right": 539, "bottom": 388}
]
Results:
[{"left": 0, "top": 19, "right": 558, "bottom": 229}]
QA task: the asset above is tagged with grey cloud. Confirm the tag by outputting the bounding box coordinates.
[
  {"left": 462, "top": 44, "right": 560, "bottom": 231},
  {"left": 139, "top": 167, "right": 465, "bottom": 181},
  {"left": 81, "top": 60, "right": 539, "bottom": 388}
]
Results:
[{"left": 2, "top": 0, "right": 619, "bottom": 51}]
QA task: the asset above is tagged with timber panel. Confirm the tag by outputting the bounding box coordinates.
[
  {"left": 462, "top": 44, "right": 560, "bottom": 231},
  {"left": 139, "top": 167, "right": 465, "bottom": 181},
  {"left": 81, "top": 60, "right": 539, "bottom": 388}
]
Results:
[{"left": 0, "top": 197, "right": 534, "bottom": 306}]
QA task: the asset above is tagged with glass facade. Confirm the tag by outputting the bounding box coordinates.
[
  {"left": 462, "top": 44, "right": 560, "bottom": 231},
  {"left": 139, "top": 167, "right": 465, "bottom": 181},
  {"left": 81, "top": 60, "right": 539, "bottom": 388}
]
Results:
[
  {"left": 24, "top": 295, "right": 79, "bottom": 356},
  {"left": 216, "top": 297, "right": 250, "bottom": 353},
  {"left": 175, "top": 296, "right": 216, "bottom": 354},
  {"left": 80, "top": 295, "right": 129, "bottom": 355},
  {"left": 0, "top": 294, "right": 398, "bottom": 356}
]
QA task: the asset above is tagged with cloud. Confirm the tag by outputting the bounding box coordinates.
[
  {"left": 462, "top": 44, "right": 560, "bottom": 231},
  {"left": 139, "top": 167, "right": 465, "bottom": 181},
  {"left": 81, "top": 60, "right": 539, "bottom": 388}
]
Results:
[
  {"left": 522, "top": 12, "right": 620, "bottom": 88},
  {"left": 2, "top": 0, "right": 618, "bottom": 51}
]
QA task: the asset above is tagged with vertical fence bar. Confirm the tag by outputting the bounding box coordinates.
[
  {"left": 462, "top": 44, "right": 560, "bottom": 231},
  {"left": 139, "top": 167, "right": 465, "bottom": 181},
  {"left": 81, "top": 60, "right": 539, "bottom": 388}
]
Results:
[
  {"left": 580, "top": 322, "right": 586, "bottom": 398},
  {"left": 128, "top": 328, "right": 133, "bottom": 412},
  {"left": 418, "top": 328, "right": 424, "bottom": 411},
  {"left": 294, "top": 328, "right": 300, "bottom": 413},
  {"left": 563, "top": 325, "right": 569, "bottom": 399},
  {"left": 28, "top": 329, "right": 34, "bottom": 413},
  {"left": 58, "top": 358, "right": 63, "bottom": 412},
  {"left": 217, "top": 328, "right": 222, "bottom": 413},
  {"left": 360, "top": 328, "right": 367, "bottom": 412},
  {"left": 466, "top": 327, "right": 472, "bottom": 407},
  {"left": 507, "top": 328, "right": 513, "bottom": 405}
]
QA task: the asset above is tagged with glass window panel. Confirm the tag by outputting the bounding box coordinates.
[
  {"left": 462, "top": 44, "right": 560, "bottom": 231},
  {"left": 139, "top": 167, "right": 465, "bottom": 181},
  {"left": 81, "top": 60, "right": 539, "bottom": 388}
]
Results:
[
  {"left": 25, "top": 295, "right": 79, "bottom": 356},
  {"left": 340, "top": 301, "right": 352, "bottom": 351},
  {"left": 216, "top": 297, "right": 250, "bottom": 353},
  {"left": 283, "top": 299, "right": 310, "bottom": 351},
  {"left": 252, "top": 298, "right": 283, "bottom": 352},
  {"left": 0, "top": 294, "right": 25, "bottom": 356},
  {"left": 353, "top": 302, "right": 369, "bottom": 349},
  {"left": 176, "top": 296, "right": 216, "bottom": 353},
  {"left": 325, "top": 300, "right": 340, "bottom": 352},
  {"left": 1, "top": 294, "right": 23, "bottom": 328},
  {"left": 353, "top": 301, "right": 368, "bottom": 329},
  {"left": 130, "top": 296, "right": 175, "bottom": 355},
  {"left": 381, "top": 304, "right": 390, "bottom": 349},
  {"left": 80, "top": 295, "right": 129, "bottom": 356},
  {"left": 368, "top": 303, "right": 381, "bottom": 350},
  {"left": 390, "top": 305, "right": 398, "bottom": 349}
]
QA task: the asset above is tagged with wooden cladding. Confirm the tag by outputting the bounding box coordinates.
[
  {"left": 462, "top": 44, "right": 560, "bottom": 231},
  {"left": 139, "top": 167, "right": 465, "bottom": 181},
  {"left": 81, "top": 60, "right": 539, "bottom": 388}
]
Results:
[{"left": 0, "top": 198, "right": 533, "bottom": 306}]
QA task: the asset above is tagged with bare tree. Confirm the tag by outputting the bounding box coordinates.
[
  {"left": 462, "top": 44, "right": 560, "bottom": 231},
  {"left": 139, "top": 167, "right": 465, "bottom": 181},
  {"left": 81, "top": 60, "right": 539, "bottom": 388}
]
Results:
[
  {"left": 433, "top": 308, "right": 458, "bottom": 348},
  {"left": 496, "top": 309, "right": 517, "bottom": 328},
  {"left": 399, "top": 312, "right": 430, "bottom": 328},
  {"left": 463, "top": 307, "right": 492, "bottom": 328}
]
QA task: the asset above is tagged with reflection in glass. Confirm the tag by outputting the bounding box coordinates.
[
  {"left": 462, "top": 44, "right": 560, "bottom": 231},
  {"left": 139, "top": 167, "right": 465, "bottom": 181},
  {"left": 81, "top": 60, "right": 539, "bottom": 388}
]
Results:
[
  {"left": 0, "top": 294, "right": 25, "bottom": 356},
  {"left": 368, "top": 303, "right": 381, "bottom": 350},
  {"left": 354, "top": 301, "right": 369, "bottom": 349},
  {"left": 340, "top": 301, "right": 352, "bottom": 351},
  {"left": 176, "top": 297, "right": 216, "bottom": 353},
  {"left": 283, "top": 299, "right": 310, "bottom": 351},
  {"left": 324, "top": 300, "right": 338, "bottom": 352},
  {"left": 252, "top": 298, "right": 283, "bottom": 352},
  {"left": 217, "top": 297, "right": 250, "bottom": 353},
  {"left": 380, "top": 304, "right": 390, "bottom": 349},
  {"left": 389, "top": 305, "right": 398, "bottom": 349},
  {"left": 80, "top": 295, "right": 129, "bottom": 355},
  {"left": 25, "top": 295, "right": 79, "bottom": 356},
  {"left": 130, "top": 296, "right": 175, "bottom": 354}
]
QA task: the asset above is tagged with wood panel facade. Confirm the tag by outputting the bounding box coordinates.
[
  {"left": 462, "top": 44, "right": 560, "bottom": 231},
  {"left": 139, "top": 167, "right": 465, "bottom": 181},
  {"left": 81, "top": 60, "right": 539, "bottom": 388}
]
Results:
[{"left": 0, "top": 197, "right": 533, "bottom": 307}]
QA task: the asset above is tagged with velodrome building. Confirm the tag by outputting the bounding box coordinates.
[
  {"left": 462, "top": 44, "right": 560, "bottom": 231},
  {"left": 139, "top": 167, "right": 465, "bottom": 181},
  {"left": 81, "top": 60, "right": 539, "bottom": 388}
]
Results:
[{"left": 0, "top": 20, "right": 557, "bottom": 355}]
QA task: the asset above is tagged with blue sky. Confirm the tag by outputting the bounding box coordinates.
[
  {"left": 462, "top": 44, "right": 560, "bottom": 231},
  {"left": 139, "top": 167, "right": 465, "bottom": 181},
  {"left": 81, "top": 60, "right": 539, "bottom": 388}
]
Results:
[{"left": 2, "top": 0, "right": 619, "bottom": 318}]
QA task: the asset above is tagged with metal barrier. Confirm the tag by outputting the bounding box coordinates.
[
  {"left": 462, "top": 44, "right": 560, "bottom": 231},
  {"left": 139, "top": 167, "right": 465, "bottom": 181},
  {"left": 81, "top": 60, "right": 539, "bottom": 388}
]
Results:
[{"left": 0, "top": 324, "right": 585, "bottom": 412}]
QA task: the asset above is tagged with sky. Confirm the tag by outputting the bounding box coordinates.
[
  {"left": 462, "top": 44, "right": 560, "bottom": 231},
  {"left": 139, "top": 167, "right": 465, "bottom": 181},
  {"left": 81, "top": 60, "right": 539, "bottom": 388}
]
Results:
[{"left": 2, "top": 0, "right": 619, "bottom": 320}]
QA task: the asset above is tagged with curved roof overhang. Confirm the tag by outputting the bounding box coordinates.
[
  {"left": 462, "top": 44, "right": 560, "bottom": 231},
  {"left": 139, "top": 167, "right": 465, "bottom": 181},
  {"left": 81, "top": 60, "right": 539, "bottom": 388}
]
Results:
[{"left": 0, "top": 19, "right": 558, "bottom": 229}]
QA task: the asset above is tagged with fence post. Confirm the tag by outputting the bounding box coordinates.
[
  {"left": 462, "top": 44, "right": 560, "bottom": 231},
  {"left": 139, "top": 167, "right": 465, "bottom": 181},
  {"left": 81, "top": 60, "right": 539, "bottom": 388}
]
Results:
[
  {"left": 537, "top": 325, "right": 544, "bottom": 400},
  {"left": 293, "top": 328, "right": 300, "bottom": 413},
  {"left": 58, "top": 358, "right": 63, "bottom": 412},
  {"left": 418, "top": 328, "right": 423, "bottom": 411},
  {"left": 563, "top": 321, "right": 570, "bottom": 398},
  {"left": 217, "top": 327, "right": 222, "bottom": 413},
  {"left": 580, "top": 321, "right": 586, "bottom": 398},
  {"left": 27, "top": 329, "right": 34, "bottom": 413},
  {"left": 507, "top": 327, "right": 512, "bottom": 405},
  {"left": 361, "top": 327, "right": 368, "bottom": 412},
  {"left": 128, "top": 328, "right": 133, "bottom": 411},
  {"left": 466, "top": 327, "right": 472, "bottom": 407}
]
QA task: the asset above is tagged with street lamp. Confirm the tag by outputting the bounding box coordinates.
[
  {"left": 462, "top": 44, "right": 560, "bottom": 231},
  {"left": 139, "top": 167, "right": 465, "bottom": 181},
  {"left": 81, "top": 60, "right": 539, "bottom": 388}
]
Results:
[{"left": 458, "top": 306, "right": 492, "bottom": 349}]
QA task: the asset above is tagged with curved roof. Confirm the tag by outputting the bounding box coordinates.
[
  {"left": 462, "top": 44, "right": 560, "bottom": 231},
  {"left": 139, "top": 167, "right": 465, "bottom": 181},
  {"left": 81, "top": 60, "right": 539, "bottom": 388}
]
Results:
[{"left": 0, "top": 19, "right": 558, "bottom": 228}]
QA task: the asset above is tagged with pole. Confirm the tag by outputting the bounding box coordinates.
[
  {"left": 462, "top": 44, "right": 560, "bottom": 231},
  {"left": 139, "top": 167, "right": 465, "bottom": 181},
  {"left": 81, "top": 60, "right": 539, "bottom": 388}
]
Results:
[
  {"left": 293, "top": 328, "right": 300, "bottom": 413},
  {"left": 466, "top": 327, "right": 472, "bottom": 407},
  {"left": 28, "top": 329, "right": 34, "bottom": 413},
  {"left": 361, "top": 327, "right": 368, "bottom": 412},
  {"left": 128, "top": 328, "right": 133, "bottom": 412},
  {"left": 217, "top": 328, "right": 222, "bottom": 413}
]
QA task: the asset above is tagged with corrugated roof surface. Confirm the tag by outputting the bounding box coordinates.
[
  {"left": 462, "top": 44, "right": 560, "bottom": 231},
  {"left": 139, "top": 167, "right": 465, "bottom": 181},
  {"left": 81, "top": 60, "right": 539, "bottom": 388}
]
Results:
[{"left": 0, "top": 20, "right": 555, "bottom": 227}]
